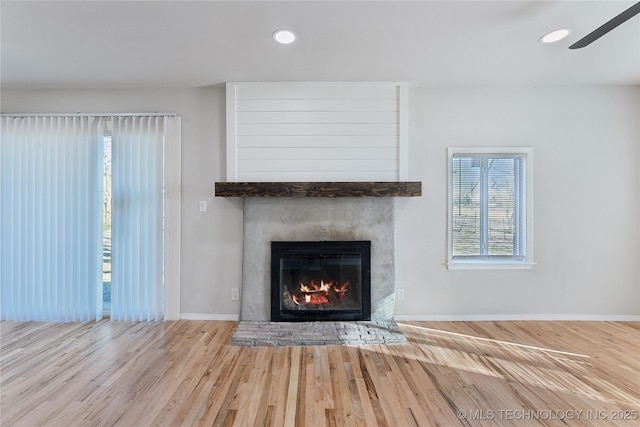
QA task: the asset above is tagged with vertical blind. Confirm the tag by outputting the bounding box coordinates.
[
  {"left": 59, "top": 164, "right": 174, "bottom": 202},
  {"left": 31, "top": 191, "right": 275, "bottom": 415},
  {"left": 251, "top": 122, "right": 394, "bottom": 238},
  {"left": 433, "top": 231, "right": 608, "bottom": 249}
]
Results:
[
  {"left": 110, "top": 116, "right": 164, "bottom": 321},
  {"left": 1, "top": 116, "right": 104, "bottom": 321},
  {"left": 1, "top": 115, "right": 170, "bottom": 321}
]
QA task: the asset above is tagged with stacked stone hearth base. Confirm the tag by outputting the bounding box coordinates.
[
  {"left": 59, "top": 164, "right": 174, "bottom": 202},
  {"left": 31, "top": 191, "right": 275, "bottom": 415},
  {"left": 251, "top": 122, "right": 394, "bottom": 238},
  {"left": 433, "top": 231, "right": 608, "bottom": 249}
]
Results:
[{"left": 232, "top": 321, "right": 408, "bottom": 347}]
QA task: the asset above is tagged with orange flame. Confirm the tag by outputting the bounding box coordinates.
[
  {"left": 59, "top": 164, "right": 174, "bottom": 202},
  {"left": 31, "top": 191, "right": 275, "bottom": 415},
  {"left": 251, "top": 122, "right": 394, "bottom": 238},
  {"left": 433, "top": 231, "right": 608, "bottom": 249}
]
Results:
[{"left": 291, "top": 279, "right": 350, "bottom": 306}]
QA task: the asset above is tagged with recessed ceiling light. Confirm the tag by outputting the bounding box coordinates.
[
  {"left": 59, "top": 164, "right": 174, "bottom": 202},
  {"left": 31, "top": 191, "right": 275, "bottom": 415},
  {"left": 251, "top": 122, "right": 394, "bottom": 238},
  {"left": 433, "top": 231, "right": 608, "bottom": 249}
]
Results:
[
  {"left": 273, "top": 29, "right": 296, "bottom": 45},
  {"left": 539, "top": 28, "right": 571, "bottom": 44}
]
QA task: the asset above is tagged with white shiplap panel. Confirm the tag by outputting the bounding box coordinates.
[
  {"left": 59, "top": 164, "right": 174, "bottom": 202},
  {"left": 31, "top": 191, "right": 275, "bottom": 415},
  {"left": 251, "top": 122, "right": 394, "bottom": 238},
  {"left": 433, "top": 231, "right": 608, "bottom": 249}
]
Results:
[
  {"left": 238, "top": 159, "right": 398, "bottom": 172},
  {"left": 226, "top": 82, "right": 238, "bottom": 181},
  {"left": 236, "top": 170, "right": 399, "bottom": 182},
  {"left": 398, "top": 84, "right": 409, "bottom": 180},
  {"left": 236, "top": 111, "right": 398, "bottom": 124},
  {"left": 235, "top": 84, "right": 398, "bottom": 100},
  {"left": 237, "top": 147, "right": 398, "bottom": 160},
  {"left": 236, "top": 99, "right": 398, "bottom": 112},
  {"left": 237, "top": 135, "right": 399, "bottom": 148},
  {"left": 226, "top": 82, "right": 408, "bottom": 182},
  {"left": 237, "top": 123, "right": 398, "bottom": 136}
]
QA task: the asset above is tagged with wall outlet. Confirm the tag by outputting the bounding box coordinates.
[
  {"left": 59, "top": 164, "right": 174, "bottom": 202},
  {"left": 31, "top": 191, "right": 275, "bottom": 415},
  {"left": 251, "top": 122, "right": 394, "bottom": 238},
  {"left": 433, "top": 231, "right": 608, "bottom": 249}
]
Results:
[
  {"left": 397, "top": 288, "right": 405, "bottom": 300},
  {"left": 198, "top": 200, "right": 207, "bottom": 212},
  {"left": 231, "top": 288, "right": 240, "bottom": 301}
]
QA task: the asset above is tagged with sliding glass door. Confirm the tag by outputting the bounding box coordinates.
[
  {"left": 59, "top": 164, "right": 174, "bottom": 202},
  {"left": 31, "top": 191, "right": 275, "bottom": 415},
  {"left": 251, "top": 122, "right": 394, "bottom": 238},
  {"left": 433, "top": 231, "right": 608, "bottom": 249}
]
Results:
[{"left": 1, "top": 115, "right": 174, "bottom": 322}]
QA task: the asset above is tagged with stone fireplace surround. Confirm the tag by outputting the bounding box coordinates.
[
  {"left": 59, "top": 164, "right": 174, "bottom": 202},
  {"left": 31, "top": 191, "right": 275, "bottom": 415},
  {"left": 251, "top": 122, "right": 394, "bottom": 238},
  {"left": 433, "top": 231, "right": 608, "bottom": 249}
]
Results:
[
  {"left": 214, "top": 181, "right": 421, "bottom": 346},
  {"left": 241, "top": 197, "right": 396, "bottom": 322}
]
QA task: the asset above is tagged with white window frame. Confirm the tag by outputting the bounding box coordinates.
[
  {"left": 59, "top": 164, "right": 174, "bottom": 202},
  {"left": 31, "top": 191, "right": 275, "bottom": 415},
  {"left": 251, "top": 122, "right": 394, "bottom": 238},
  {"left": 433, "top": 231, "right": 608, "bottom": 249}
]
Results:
[{"left": 446, "top": 147, "right": 535, "bottom": 270}]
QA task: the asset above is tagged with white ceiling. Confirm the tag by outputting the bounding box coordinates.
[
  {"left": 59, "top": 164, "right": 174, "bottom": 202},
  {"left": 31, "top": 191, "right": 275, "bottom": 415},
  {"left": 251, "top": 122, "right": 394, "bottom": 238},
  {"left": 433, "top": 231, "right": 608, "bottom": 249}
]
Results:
[{"left": 2, "top": 0, "right": 639, "bottom": 89}]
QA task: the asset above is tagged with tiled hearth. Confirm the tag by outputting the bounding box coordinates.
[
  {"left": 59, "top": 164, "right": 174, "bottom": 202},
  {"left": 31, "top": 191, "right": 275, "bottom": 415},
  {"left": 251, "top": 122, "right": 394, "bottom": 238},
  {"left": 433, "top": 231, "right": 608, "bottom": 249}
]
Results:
[{"left": 232, "top": 320, "right": 407, "bottom": 347}]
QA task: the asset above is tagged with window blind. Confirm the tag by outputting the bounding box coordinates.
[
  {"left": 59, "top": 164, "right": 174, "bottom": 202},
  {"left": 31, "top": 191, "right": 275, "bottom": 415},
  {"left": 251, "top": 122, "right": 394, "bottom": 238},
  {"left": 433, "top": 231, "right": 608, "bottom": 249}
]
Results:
[
  {"left": 1, "top": 114, "right": 172, "bottom": 321},
  {"left": 451, "top": 154, "right": 526, "bottom": 259},
  {"left": 0, "top": 116, "right": 104, "bottom": 321},
  {"left": 110, "top": 116, "right": 165, "bottom": 321}
]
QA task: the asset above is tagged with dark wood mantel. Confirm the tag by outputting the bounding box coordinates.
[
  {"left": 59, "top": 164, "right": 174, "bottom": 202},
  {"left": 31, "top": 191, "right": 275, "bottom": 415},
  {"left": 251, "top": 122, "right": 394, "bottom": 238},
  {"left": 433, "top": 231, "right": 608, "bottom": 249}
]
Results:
[{"left": 214, "top": 181, "right": 421, "bottom": 198}]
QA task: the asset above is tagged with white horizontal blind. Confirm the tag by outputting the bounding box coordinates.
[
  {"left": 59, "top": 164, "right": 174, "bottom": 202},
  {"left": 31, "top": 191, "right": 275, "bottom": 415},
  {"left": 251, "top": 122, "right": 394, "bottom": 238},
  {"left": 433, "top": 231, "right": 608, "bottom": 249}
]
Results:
[
  {"left": 451, "top": 153, "right": 526, "bottom": 259},
  {"left": 227, "top": 82, "right": 408, "bottom": 182},
  {"left": 0, "top": 116, "right": 104, "bottom": 321}
]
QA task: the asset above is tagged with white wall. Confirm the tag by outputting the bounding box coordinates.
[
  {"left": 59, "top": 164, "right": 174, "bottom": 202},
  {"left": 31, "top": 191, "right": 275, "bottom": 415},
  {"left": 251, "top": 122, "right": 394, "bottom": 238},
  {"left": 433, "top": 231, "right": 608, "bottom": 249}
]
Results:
[
  {"left": 3, "top": 85, "right": 639, "bottom": 319},
  {"left": 395, "top": 85, "right": 640, "bottom": 319}
]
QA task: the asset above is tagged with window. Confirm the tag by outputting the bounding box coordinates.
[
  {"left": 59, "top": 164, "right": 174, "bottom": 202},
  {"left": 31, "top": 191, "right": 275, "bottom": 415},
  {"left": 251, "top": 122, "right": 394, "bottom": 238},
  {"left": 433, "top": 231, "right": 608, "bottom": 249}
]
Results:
[{"left": 447, "top": 147, "right": 534, "bottom": 269}]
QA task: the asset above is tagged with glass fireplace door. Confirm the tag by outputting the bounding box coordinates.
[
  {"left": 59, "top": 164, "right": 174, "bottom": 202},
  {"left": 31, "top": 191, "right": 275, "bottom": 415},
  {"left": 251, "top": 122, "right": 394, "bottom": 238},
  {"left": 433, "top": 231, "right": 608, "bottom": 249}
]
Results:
[{"left": 271, "top": 241, "right": 371, "bottom": 321}]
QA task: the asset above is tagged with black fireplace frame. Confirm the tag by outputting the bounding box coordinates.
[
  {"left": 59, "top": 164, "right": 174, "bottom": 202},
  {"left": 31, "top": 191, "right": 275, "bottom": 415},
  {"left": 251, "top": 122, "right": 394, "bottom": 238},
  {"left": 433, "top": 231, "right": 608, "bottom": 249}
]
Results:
[{"left": 271, "top": 240, "right": 371, "bottom": 322}]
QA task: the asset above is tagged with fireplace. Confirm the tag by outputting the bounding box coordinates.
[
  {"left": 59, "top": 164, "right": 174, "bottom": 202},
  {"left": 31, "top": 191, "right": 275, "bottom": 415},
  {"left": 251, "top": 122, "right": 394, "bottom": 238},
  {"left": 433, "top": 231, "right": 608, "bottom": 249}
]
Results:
[
  {"left": 239, "top": 198, "right": 395, "bottom": 322},
  {"left": 271, "top": 241, "right": 371, "bottom": 322}
]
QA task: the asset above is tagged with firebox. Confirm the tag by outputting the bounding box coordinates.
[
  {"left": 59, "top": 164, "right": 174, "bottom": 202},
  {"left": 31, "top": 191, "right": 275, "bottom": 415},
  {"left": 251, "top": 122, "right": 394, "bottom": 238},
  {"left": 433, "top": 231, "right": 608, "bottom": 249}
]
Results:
[{"left": 271, "top": 241, "right": 371, "bottom": 322}]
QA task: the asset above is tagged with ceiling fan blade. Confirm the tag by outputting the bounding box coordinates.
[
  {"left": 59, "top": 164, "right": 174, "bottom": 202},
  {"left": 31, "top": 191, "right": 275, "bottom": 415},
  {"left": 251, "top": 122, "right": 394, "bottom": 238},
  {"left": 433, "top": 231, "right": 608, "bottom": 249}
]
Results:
[{"left": 569, "top": 2, "right": 640, "bottom": 49}]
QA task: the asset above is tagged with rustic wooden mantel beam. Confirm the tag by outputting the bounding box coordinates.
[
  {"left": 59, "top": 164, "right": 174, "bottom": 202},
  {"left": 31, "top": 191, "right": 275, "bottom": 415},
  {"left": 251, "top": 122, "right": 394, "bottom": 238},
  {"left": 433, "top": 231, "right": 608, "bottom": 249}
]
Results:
[{"left": 214, "top": 182, "right": 422, "bottom": 197}]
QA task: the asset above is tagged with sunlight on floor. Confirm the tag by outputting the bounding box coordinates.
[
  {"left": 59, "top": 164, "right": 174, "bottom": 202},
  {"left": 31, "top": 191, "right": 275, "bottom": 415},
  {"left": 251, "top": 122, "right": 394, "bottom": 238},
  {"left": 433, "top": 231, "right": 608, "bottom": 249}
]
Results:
[{"left": 395, "top": 323, "right": 638, "bottom": 406}]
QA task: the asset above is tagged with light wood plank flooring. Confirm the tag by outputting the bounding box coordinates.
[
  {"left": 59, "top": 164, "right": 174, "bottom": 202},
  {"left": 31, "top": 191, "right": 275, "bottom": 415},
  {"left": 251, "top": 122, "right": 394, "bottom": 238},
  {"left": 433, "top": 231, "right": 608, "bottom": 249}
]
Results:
[{"left": 1, "top": 320, "right": 638, "bottom": 426}]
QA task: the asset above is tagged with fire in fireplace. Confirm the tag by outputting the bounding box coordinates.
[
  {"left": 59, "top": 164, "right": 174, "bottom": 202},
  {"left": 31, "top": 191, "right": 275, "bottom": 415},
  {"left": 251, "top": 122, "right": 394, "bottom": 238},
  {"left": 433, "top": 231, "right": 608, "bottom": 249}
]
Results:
[{"left": 271, "top": 241, "right": 371, "bottom": 321}]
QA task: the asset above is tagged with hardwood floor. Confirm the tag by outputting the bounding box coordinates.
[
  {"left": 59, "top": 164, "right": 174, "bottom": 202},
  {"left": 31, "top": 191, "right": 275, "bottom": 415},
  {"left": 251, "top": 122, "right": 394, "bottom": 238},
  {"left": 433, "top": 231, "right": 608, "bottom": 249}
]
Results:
[{"left": 1, "top": 320, "right": 638, "bottom": 426}]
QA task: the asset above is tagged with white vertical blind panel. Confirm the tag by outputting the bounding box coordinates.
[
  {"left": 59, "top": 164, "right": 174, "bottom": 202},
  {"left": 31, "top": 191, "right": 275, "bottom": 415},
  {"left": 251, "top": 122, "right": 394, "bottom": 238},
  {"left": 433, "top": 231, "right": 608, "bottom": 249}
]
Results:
[
  {"left": 227, "top": 82, "right": 408, "bottom": 182},
  {"left": 111, "top": 116, "right": 164, "bottom": 321},
  {"left": 0, "top": 116, "right": 103, "bottom": 321},
  {"left": 163, "top": 116, "right": 181, "bottom": 320}
]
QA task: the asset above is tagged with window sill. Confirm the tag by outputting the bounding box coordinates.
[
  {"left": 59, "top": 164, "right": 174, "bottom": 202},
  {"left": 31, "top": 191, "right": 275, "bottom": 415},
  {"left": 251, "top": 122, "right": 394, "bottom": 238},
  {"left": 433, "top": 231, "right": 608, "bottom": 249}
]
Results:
[{"left": 446, "top": 261, "right": 536, "bottom": 271}]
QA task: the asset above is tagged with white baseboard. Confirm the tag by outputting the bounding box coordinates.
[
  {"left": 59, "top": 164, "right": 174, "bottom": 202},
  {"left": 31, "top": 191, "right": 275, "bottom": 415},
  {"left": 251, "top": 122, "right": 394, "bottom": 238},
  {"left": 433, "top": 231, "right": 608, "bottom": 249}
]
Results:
[
  {"left": 394, "top": 314, "right": 640, "bottom": 322},
  {"left": 179, "top": 313, "right": 640, "bottom": 322},
  {"left": 180, "top": 313, "right": 240, "bottom": 321}
]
